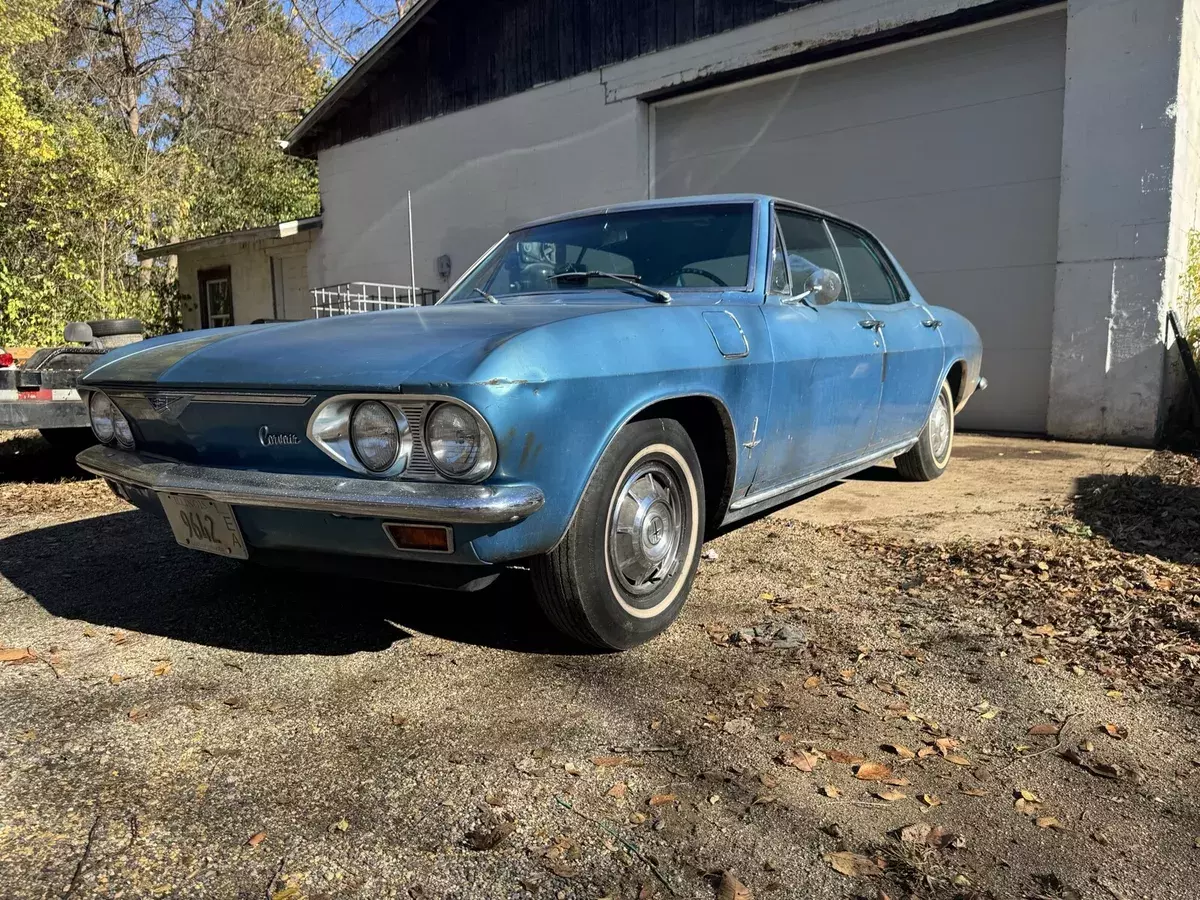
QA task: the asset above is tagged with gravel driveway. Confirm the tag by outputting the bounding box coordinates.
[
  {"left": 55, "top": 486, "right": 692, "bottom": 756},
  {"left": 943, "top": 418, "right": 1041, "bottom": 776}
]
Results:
[{"left": 1, "top": 431, "right": 1197, "bottom": 900}]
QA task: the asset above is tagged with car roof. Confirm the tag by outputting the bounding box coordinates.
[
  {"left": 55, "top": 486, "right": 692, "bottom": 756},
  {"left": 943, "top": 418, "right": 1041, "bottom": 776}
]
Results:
[{"left": 520, "top": 194, "right": 840, "bottom": 229}]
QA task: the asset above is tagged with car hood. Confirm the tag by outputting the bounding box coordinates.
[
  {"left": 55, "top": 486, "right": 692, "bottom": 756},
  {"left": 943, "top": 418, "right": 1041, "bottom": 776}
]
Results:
[{"left": 81, "top": 302, "right": 629, "bottom": 390}]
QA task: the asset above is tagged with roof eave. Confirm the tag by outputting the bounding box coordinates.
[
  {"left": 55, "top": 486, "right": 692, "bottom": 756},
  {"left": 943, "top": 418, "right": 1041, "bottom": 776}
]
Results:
[
  {"left": 138, "top": 216, "right": 323, "bottom": 260},
  {"left": 284, "top": 0, "right": 443, "bottom": 158}
]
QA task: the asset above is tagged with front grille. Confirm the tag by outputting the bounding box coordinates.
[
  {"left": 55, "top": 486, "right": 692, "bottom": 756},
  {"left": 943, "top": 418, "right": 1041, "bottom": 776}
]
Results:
[{"left": 397, "top": 401, "right": 438, "bottom": 479}]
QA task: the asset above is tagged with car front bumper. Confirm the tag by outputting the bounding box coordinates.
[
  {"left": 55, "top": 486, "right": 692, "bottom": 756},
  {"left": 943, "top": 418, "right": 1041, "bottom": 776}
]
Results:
[{"left": 75, "top": 445, "right": 545, "bottom": 525}]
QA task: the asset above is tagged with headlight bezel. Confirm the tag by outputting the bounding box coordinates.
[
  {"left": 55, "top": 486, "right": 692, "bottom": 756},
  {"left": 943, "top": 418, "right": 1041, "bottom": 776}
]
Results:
[
  {"left": 307, "top": 394, "right": 496, "bottom": 483},
  {"left": 424, "top": 401, "right": 496, "bottom": 482},
  {"left": 88, "top": 390, "right": 117, "bottom": 444}
]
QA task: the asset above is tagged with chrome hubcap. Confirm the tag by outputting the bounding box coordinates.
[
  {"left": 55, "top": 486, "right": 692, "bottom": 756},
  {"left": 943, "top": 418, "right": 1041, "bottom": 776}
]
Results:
[
  {"left": 929, "top": 391, "right": 952, "bottom": 462},
  {"left": 608, "top": 461, "right": 684, "bottom": 596}
]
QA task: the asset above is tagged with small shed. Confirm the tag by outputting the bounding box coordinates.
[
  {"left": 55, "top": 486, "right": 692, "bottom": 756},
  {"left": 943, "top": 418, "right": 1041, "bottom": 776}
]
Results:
[{"left": 140, "top": 217, "right": 323, "bottom": 329}]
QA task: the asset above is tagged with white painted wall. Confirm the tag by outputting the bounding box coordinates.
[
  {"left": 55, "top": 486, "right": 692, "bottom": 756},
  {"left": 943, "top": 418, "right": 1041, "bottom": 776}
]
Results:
[
  {"left": 1048, "top": 0, "right": 1195, "bottom": 443},
  {"left": 312, "top": 72, "right": 649, "bottom": 293}
]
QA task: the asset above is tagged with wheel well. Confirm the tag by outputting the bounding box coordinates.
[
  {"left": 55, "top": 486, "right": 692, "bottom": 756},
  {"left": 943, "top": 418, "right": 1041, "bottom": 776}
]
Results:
[
  {"left": 946, "top": 360, "right": 967, "bottom": 406},
  {"left": 631, "top": 396, "right": 736, "bottom": 537}
]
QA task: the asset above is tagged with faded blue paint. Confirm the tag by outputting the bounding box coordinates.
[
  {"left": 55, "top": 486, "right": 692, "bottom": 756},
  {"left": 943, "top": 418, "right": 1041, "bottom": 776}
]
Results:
[{"left": 80, "top": 195, "right": 983, "bottom": 570}]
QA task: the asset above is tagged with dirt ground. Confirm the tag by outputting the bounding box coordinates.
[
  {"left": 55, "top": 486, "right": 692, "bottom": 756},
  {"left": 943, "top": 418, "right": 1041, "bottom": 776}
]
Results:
[{"left": 1, "top": 429, "right": 1198, "bottom": 900}]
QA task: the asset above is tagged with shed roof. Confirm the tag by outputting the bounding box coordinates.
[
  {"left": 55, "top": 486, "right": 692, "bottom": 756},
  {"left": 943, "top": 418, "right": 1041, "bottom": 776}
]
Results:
[{"left": 138, "top": 217, "right": 323, "bottom": 260}]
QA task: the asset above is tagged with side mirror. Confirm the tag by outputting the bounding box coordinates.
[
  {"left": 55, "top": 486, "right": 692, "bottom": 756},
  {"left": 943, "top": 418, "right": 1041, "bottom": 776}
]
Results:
[
  {"left": 64, "top": 321, "right": 94, "bottom": 344},
  {"left": 791, "top": 268, "right": 842, "bottom": 307}
]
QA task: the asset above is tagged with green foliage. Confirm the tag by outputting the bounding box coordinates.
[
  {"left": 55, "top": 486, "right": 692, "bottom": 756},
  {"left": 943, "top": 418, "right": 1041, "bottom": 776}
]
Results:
[
  {"left": 1183, "top": 230, "right": 1200, "bottom": 348},
  {"left": 0, "top": 0, "right": 322, "bottom": 347}
]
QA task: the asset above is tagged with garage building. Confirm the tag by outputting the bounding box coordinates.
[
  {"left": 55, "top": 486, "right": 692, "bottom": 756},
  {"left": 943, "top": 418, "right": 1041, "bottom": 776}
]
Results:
[{"left": 285, "top": 0, "right": 1200, "bottom": 444}]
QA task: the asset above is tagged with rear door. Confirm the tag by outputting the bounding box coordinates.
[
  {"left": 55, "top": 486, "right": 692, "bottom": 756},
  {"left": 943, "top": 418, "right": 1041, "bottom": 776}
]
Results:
[
  {"left": 750, "top": 209, "right": 884, "bottom": 495},
  {"left": 824, "top": 220, "right": 945, "bottom": 447}
]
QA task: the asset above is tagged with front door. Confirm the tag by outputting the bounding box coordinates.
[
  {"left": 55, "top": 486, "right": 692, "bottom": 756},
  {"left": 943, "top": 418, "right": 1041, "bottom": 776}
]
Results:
[
  {"left": 198, "top": 267, "right": 233, "bottom": 329},
  {"left": 824, "top": 221, "right": 945, "bottom": 446},
  {"left": 750, "top": 210, "right": 884, "bottom": 496}
]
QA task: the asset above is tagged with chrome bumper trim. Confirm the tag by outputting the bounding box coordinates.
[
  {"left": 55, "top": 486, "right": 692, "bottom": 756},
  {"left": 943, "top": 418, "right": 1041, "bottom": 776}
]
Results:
[{"left": 76, "top": 445, "right": 544, "bottom": 525}]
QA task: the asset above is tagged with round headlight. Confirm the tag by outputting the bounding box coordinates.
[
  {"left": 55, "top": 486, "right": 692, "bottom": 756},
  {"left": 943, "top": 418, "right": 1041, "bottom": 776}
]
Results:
[
  {"left": 426, "top": 402, "right": 494, "bottom": 479},
  {"left": 88, "top": 391, "right": 116, "bottom": 443},
  {"left": 350, "top": 400, "right": 400, "bottom": 473},
  {"left": 113, "top": 406, "right": 135, "bottom": 449}
]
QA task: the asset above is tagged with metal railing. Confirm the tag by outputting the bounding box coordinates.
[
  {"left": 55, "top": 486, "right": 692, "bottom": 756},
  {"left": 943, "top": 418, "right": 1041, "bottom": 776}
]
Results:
[{"left": 311, "top": 282, "right": 439, "bottom": 317}]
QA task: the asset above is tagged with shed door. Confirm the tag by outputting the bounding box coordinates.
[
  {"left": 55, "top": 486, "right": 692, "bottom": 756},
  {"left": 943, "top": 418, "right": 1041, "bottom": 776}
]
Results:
[
  {"left": 652, "top": 13, "right": 1066, "bottom": 433},
  {"left": 273, "top": 254, "right": 311, "bottom": 321}
]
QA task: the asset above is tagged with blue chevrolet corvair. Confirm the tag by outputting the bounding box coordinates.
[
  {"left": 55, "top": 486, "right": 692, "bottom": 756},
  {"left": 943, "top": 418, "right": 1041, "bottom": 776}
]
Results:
[{"left": 76, "top": 195, "right": 983, "bottom": 649}]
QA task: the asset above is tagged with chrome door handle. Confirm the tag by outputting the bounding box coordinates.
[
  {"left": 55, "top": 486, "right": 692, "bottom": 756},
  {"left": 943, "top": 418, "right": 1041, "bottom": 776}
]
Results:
[
  {"left": 923, "top": 319, "right": 942, "bottom": 328},
  {"left": 859, "top": 319, "right": 883, "bottom": 330}
]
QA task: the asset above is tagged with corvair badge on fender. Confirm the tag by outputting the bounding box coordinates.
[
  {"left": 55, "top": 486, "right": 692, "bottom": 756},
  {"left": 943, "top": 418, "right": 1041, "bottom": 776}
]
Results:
[{"left": 75, "top": 195, "right": 985, "bottom": 649}]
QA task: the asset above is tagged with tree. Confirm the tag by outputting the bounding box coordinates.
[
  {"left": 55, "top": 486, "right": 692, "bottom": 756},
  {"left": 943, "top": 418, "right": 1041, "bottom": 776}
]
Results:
[{"left": 0, "top": 0, "right": 324, "bottom": 346}]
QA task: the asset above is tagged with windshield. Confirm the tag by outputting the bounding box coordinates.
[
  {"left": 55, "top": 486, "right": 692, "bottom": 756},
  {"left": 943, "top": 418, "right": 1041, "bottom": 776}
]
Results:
[{"left": 442, "top": 203, "right": 754, "bottom": 303}]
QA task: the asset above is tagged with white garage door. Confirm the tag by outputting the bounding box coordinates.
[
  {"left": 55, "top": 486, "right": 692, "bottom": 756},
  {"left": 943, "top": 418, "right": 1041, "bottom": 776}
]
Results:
[{"left": 653, "top": 12, "right": 1066, "bottom": 433}]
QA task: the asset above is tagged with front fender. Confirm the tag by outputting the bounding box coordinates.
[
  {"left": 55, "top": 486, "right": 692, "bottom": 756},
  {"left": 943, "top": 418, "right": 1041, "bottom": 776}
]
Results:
[{"left": 409, "top": 304, "right": 771, "bottom": 563}]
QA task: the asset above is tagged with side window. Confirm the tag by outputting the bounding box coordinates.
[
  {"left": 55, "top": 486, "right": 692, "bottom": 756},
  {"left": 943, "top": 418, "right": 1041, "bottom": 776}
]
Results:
[
  {"left": 826, "top": 221, "right": 904, "bottom": 304},
  {"left": 768, "top": 224, "right": 791, "bottom": 295},
  {"left": 776, "top": 210, "right": 842, "bottom": 296}
]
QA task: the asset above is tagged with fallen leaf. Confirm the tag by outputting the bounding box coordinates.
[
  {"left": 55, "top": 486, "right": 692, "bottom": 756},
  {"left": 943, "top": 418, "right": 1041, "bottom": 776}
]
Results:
[
  {"left": 591, "top": 755, "right": 628, "bottom": 767},
  {"left": 390, "top": 713, "right": 409, "bottom": 726},
  {"left": 247, "top": 831, "right": 266, "bottom": 848},
  {"left": 110, "top": 674, "right": 123, "bottom": 684},
  {"left": 1102, "top": 723, "right": 1128, "bottom": 740},
  {"left": 152, "top": 662, "right": 171, "bottom": 677},
  {"left": 854, "top": 762, "right": 892, "bottom": 781},
  {"left": 717, "top": 870, "right": 754, "bottom": 899},
  {"left": 0, "top": 647, "right": 35, "bottom": 664},
  {"left": 1033, "top": 624, "right": 1056, "bottom": 637},
  {"left": 920, "top": 794, "right": 942, "bottom": 808},
  {"left": 648, "top": 793, "right": 676, "bottom": 807},
  {"left": 959, "top": 786, "right": 988, "bottom": 797},
  {"left": 882, "top": 744, "right": 915, "bottom": 760},
  {"left": 827, "top": 749, "right": 866, "bottom": 765},
  {"left": 777, "top": 732, "right": 793, "bottom": 743},
  {"left": 933, "top": 737, "right": 959, "bottom": 756},
  {"left": 884, "top": 775, "right": 912, "bottom": 786},
  {"left": 1036, "top": 816, "right": 1065, "bottom": 831},
  {"left": 874, "top": 788, "right": 906, "bottom": 801},
  {"left": 944, "top": 754, "right": 972, "bottom": 767},
  {"left": 563, "top": 762, "right": 582, "bottom": 776},
  {"left": 330, "top": 818, "right": 350, "bottom": 833},
  {"left": 1106, "top": 689, "right": 1124, "bottom": 699},
  {"left": 824, "top": 851, "right": 882, "bottom": 879},
  {"left": 821, "top": 784, "right": 841, "bottom": 798},
  {"left": 780, "top": 750, "right": 818, "bottom": 772},
  {"left": 223, "top": 696, "right": 248, "bottom": 710},
  {"left": 1017, "top": 789, "right": 1042, "bottom": 803},
  {"left": 1028, "top": 723, "right": 1060, "bottom": 736},
  {"left": 128, "top": 707, "right": 147, "bottom": 722},
  {"left": 759, "top": 592, "right": 776, "bottom": 602},
  {"left": 980, "top": 707, "right": 1001, "bottom": 721},
  {"left": 803, "top": 675, "right": 822, "bottom": 690},
  {"left": 607, "top": 782, "right": 627, "bottom": 798},
  {"left": 898, "top": 822, "right": 932, "bottom": 845},
  {"left": 917, "top": 746, "right": 938, "bottom": 759}
]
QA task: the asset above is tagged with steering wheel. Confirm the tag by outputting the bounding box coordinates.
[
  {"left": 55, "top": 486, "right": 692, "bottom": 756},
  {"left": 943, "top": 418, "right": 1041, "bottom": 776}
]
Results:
[
  {"left": 519, "top": 261, "right": 557, "bottom": 291},
  {"left": 670, "top": 266, "right": 728, "bottom": 287}
]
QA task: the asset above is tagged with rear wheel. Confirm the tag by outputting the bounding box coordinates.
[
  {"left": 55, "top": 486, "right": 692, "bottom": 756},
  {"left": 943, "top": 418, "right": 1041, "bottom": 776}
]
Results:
[
  {"left": 531, "top": 418, "right": 705, "bottom": 650},
  {"left": 895, "top": 380, "right": 954, "bottom": 481}
]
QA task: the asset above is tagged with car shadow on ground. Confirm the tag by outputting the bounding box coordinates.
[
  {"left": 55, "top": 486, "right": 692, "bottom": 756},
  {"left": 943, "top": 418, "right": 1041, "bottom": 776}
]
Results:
[
  {"left": 1070, "top": 472, "right": 1200, "bottom": 565},
  {"left": 0, "top": 431, "right": 95, "bottom": 484},
  {"left": 0, "top": 509, "right": 589, "bottom": 657}
]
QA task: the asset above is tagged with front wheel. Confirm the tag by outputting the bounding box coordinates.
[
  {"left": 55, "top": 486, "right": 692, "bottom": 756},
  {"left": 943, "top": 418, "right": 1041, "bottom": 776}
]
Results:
[
  {"left": 895, "top": 380, "right": 955, "bottom": 481},
  {"left": 531, "top": 418, "right": 705, "bottom": 650}
]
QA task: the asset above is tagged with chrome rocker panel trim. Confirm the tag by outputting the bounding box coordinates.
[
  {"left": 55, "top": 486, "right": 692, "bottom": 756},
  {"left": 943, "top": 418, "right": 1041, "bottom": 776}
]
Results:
[{"left": 76, "top": 445, "right": 544, "bottom": 525}]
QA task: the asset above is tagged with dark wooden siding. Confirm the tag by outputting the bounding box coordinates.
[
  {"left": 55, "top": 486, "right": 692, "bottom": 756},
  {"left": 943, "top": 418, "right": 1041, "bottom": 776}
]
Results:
[{"left": 293, "top": 0, "right": 821, "bottom": 156}]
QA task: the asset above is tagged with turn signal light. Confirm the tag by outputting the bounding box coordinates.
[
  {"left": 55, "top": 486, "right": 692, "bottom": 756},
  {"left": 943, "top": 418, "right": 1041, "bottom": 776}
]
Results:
[
  {"left": 0, "top": 352, "right": 13, "bottom": 368},
  {"left": 384, "top": 522, "right": 453, "bottom": 553}
]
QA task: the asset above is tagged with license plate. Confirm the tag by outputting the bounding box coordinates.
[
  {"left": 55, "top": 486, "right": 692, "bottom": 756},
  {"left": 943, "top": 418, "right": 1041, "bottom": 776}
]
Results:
[{"left": 160, "top": 493, "right": 248, "bottom": 560}]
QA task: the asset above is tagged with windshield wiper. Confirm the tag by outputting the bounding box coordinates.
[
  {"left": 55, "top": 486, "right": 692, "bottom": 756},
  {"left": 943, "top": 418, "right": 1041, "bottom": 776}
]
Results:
[
  {"left": 472, "top": 287, "right": 501, "bottom": 304},
  {"left": 548, "top": 271, "right": 671, "bottom": 304}
]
